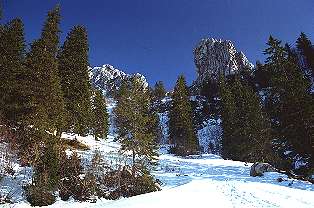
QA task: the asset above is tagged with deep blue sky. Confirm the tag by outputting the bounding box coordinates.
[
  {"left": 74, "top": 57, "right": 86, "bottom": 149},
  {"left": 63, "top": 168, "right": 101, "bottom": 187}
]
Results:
[{"left": 4, "top": 0, "right": 314, "bottom": 89}]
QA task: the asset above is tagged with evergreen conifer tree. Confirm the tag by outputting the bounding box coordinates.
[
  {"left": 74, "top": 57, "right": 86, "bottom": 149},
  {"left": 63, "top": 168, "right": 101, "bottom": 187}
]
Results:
[
  {"left": 92, "top": 90, "right": 109, "bottom": 140},
  {"left": 169, "top": 75, "right": 199, "bottom": 156},
  {"left": 23, "top": 6, "right": 65, "bottom": 192},
  {"left": 219, "top": 75, "right": 275, "bottom": 162},
  {"left": 58, "top": 25, "right": 92, "bottom": 135},
  {"left": 114, "top": 78, "right": 158, "bottom": 175},
  {"left": 263, "top": 36, "right": 314, "bottom": 174},
  {"left": 0, "top": 18, "right": 31, "bottom": 126},
  {"left": 25, "top": 6, "right": 64, "bottom": 135},
  {"left": 233, "top": 77, "right": 274, "bottom": 162},
  {"left": 218, "top": 76, "right": 237, "bottom": 159},
  {"left": 151, "top": 81, "right": 166, "bottom": 112},
  {"left": 153, "top": 81, "right": 166, "bottom": 101},
  {"left": 296, "top": 32, "right": 314, "bottom": 77}
]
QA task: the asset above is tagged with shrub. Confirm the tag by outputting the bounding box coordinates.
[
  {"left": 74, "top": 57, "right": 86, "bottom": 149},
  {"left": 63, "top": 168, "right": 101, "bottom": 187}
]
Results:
[
  {"left": 59, "top": 151, "right": 82, "bottom": 201},
  {"left": 103, "top": 165, "right": 161, "bottom": 199},
  {"left": 72, "top": 173, "right": 97, "bottom": 202},
  {"left": 24, "top": 184, "right": 56, "bottom": 206},
  {"left": 59, "top": 151, "right": 97, "bottom": 202}
]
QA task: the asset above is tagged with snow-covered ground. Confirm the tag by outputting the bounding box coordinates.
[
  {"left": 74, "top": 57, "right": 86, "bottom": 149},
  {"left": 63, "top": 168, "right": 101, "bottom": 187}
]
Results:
[
  {"left": 1, "top": 100, "right": 314, "bottom": 208},
  {"left": 2, "top": 136, "right": 314, "bottom": 208}
]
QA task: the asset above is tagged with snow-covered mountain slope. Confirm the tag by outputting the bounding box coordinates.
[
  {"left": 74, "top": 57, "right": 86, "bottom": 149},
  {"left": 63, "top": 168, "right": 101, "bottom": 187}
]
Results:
[
  {"left": 90, "top": 64, "right": 148, "bottom": 96},
  {"left": 2, "top": 93, "right": 313, "bottom": 208},
  {"left": 193, "top": 38, "right": 253, "bottom": 85},
  {"left": 7, "top": 153, "right": 314, "bottom": 208}
]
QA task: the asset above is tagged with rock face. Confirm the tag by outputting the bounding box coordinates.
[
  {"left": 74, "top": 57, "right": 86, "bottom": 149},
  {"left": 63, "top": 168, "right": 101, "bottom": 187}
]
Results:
[
  {"left": 194, "top": 38, "right": 253, "bottom": 85},
  {"left": 250, "top": 162, "right": 277, "bottom": 177},
  {"left": 90, "top": 64, "right": 148, "bottom": 96}
]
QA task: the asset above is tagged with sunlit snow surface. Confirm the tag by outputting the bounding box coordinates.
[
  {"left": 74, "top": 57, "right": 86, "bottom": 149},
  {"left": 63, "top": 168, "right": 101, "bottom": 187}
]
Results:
[
  {"left": 3, "top": 144, "right": 314, "bottom": 207},
  {"left": 1, "top": 101, "right": 314, "bottom": 208}
]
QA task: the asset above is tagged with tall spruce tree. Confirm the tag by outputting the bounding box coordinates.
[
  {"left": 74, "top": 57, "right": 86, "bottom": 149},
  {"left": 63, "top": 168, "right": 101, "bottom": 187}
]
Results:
[
  {"left": 114, "top": 78, "right": 158, "bottom": 175},
  {"left": 151, "top": 81, "right": 166, "bottom": 113},
  {"left": 92, "top": 90, "right": 109, "bottom": 140},
  {"left": 218, "top": 76, "right": 237, "bottom": 159},
  {"left": 233, "top": 77, "right": 274, "bottom": 162},
  {"left": 25, "top": 6, "right": 64, "bottom": 135},
  {"left": 169, "top": 75, "right": 199, "bottom": 156},
  {"left": 58, "top": 25, "right": 92, "bottom": 135},
  {"left": 219, "top": 75, "right": 275, "bottom": 162},
  {"left": 153, "top": 81, "right": 166, "bottom": 101},
  {"left": 263, "top": 36, "right": 314, "bottom": 174},
  {"left": 296, "top": 32, "right": 314, "bottom": 77},
  {"left": 23, "top": 6, "right": 65, "bottom": 192},
  {"left": 0, "top": 18, "right": 32, "bottom": 126}
]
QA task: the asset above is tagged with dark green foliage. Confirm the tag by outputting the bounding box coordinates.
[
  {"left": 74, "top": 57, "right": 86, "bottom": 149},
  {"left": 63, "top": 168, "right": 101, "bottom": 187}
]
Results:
[
  {"left": 24, "top": 184, "right": 56, "bottom": 207},
  {"left": 92, "top": 90, "right": 109, "bottom": 140},
  {"left": 152, "top": 81, "right": 166, "bottom": 101},
  {"left": 58, "top": 25, "right": 92, "bottom": 135},
  {"left": 114, "top": 77, "right": 158, "bottom": 174},
  {"left": 218, "top": 76, "right": 237, "bottom": 159},
  {"left": 296, "top": 32, "right": 314, "bottom": 77},
  {"left": 59, "top": 151, "right": 83, "bottom": 201},
  {"left": 198, "top": 78, "right": 220, "bottom": 118},
  {"left": 150, "top": 110, "right": 163, "bottom": 144},
  {"left": 254, "top": 60, "right": 272, "bottom": 89},
  {"left": 103, "top": 166, "right": 160, "bottom": 200},
  {"left": 151, "top": 81, "right": 167, "bottom": 113},
  {"left": 32, "top": 135, "right": 61, "bottom": 190},
  {"left": 169, "top": 75, "right": 199, "bottom": 156},
  {"left": 25, "top": 6, "right": 65, "bottom": 135},
  {"left": 0, "top": 19, "right": 32, "bottom": 126},
  {"left": 219, "top": 75, "right": 275, "bottom": 162},
  {"left": 25, "top": 136, "right": 60, "bottom": 205},
  {"left": 263, "top": 36, "right": 314, "bottom": 173},
  {"left": 200, "top": 78, "right": 218, "bottom": 100}
]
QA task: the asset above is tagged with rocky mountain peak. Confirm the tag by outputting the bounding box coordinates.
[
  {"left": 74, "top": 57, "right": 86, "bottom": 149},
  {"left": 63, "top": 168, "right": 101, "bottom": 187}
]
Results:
[
  {"left": 90, "top": 64, "right": 148, "bottom": 97},
  {"left": 193, "top": 38, "right": 253, "bottom": 85}
]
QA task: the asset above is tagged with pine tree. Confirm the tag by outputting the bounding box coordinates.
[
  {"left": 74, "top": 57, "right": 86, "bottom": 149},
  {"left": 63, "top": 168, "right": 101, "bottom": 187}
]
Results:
[
  {"left": 92, "top": 90, "right": 109, "bottom": 140},
  {"left": 114, "top": 78, "right": 158, "bottom": 175},
  {"left": 234, "top": 77, "right": 274, "bottom": 162},
  {"left": 219, "top": 75, "right": 275, "bottom": 162},
  {"left": 296, "top": 32, "right": 314, "bottom": 77},
  {"left": 151, "top": 81, "right": 166, "bottom": 113},
  {"left": 263, "top": 36, "right": 314, "bottom": 174},
  {"left": 153, "top": 81, "right": 166, "bottom": 101},
  {"left": 169, "top": 75, "right": 199, "bottom": 156},
  {"left": 218, "top": 76, "right": 237, "bottom": 159},
  {"left": 0, "top": 18, "right": 32, "bottom": 126},
  {"left": 58, "top": 25, "right": 92, "bottom": 135},
  {"left": 25, "top": 6, "right": 64, "bottom": 135},
  {"left": 22, "top": 6, "right": 66, "bottom": 192}
]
